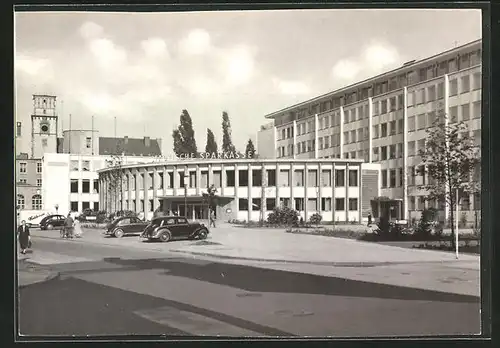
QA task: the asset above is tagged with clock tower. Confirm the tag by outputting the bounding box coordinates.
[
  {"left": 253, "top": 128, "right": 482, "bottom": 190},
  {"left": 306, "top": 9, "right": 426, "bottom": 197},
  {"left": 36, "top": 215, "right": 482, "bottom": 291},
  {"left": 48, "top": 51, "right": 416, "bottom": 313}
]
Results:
[{"left": 31, "top": 95, "right": 58, "bottom": 158}]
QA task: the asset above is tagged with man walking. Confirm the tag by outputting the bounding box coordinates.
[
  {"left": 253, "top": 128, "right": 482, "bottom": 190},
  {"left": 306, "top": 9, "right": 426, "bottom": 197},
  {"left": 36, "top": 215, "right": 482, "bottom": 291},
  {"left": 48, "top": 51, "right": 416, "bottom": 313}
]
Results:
[
  {"left": 64, "top": 213, "right": 74, "bottom": 238},
  {"left": 209, "top": 209, "right": 216, "bottom": 228}
]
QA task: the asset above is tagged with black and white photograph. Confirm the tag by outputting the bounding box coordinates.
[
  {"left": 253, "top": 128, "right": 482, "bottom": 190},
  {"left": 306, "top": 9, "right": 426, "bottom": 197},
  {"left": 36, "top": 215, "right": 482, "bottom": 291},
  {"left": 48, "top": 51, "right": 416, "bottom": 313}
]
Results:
[{"left": 15, "top": 7, "right": 484, "bottom": 339}]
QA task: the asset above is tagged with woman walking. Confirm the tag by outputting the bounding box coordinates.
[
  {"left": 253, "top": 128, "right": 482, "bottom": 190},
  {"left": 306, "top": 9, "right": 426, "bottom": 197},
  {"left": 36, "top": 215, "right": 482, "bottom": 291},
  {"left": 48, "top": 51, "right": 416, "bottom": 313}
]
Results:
[
  {"left": 74, "top": 217, "right": 83, "bottom": 238},
  {"left": 17, "top": 220, "right": 30, "bottom": 254}
]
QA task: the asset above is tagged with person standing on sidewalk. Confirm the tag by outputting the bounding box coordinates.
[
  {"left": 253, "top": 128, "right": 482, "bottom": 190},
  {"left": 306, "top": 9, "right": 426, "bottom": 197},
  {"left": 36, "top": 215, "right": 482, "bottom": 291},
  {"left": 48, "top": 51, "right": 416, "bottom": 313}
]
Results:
[
  {"left": 64, "top": 213, "right": 74, "bottom": 238},
  {"left": 17, "top": 220, "right": 30, "bottom": 254},
  {"left": 209, "top": 209, "right": 216, "bottom": 228}
]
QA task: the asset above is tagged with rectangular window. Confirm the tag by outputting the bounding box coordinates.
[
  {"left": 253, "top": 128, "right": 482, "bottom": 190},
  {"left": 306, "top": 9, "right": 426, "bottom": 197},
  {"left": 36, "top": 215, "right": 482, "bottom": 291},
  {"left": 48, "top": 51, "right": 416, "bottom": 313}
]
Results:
[
  {"left": 389, "top": 169, "right": 396, "bottom": 188},
  {"left": 319, "top": 137, "right": 324, "bottom": 150},
  {"left": 437, "top": 82, "right": 444, "bottom": 99},
  {"left": 93, "top": 179, "right": 99, "bottom": 193},
  {"left": 372, "top": 147, "right": 379, "bottom": 162},
  {"left": 427, "top": 85, "right": 436, "bottom": 101},
  {"left": 93, "top": 202, "right": 99, "bottom": 211},
  {"left": 238, "top": 198, "right": 248, "bottom": 211},
  {"left": 461, "top": 75, "right": 470, "bottom": 93},
  {"left": 449, "top": 79, "right": 458, "bottom": 96},
  {"left": 294, "top": 169, "right": 304, "bottom": 186},
  {"left": 252, "top": 169, "right": 262, "bottom": 187},
  {"left": 461, "top": 103, "right": 470, "bottom": 121},
  {"left": 380, "top": 123, "right": 387, "bottom": 137},
  {"left": 380, "top": 100, "right": 387, "bottom": 114},
  {"left": 266, "top": 198, "right": 276, "bottom": 211},
  {"left": 19, "top": 162, "right": 27, "bottom": 173},
  {"left": 348, "top": 198, "right": 358, "bottom": 211},
  {"left": 408, "top": 141, "right": 415, "bottom": 156},
  {"left": 238, "top": 170, "right": 248, "bottom": 187},
  {"left": 350, "top": 151, "right": 356, "bottom": 159},
  {"left": 82, "top": 160, "right": 90, "bottom": 171},
  {"left": 280, "top": 197, "right": 291, "bottom": 208},
  {"left": 308, "top": 169, "right": 318, "bottom": 187},
  {"left": 408, "top": 116, "right": 416, "bottom": 132},
  {"left": 381, "top": 146, "right": 387, "bottom": 160},
  {"left": 473, "top": 101, "right": 481, "bottom": 119},
  {"left": 381, "top": 170, "right": 388, "bottom": 188},
  {"left": 389, "top": 144, "right": 396, "bottom": 159},
  {"left": 398, "top": 119, "right": 404, "bottom": 133},
  {"left": 307, "top": 198, "right": 318, "bottom": 212},
  {"left": 397, "top": 143, "right": 403, "bottom": 158},
  {"left": 148, "top": 199, "right": 154, "bottom": 212},
  {"left": 321, "top": 170, "right": 332, "bottom": 187},
  {"left": 335, "top": 198, "right": 345, "bottom": 211},
  {"left": 86, "top": 137, "right": 92, "bottom": 149},
  {"left": 348, "top": 170, "right": 358, "bottom": 187},
  {"left": 252, "top": 198, "right": 261, "bottom": 211},
  {"left": 407, "top": 91, "right": 414, "bottom": 107},
  {"left": 294, "top": 198, "right": 304, "bottom": 211},
  {"left": 226, "top": 170, "right": 235, "bottom": 187},
  {"left": 417, "top": 139, "right": 426, "bottom": 155},
  {"left": 266, "top": 169, "right": 276, "bottom": 186},
  {"left": 357, "top": 129, "right": 363, "bottom": 143},
  {"left": 335, "top": 169, "right": 345, "bottom": 187},
  {"left": 37, "top": 162, "right": 42, "bottom": 173},
  {"left": 82, "top": 180, "right": 90, "bottom": 193},
  {"left": 450, "top": 106, "right": 458, "bottom": 123},
  {"left": 427, "top": 111, "right": 436, "bottom": 127},
  {"left": 389, "top": 97, "right": 396, "bottom": 112},
  {"left": 70, "top": 202, "right": 78, "bottom": 212},
  {"left": 279, "top": 169, "right": 290, "bottom": 186},
  {"left": 343, "top": 131, "right": 349, "bottom": 144},
  {"left": 472, "top": 72, "right": 481, "bottom": 90},
  {"left": 417, "top": 114, "right": 426, "bottom": 130},
  {"left": 372, "top": 125, "right": 379, "bottom": 139},
  {"left": 321, "top": 198, "right": 332, "bottom": 211},
  {"left": 70, "top": 160, "right": 79, "bottom": 171},
  {"left": 37, "top": 178, "right": 42, "bottom": 187},
  {"left": 350, "top": 130, "right": 356, "bottom": 143},
  {"left": 70, "top": 179, "right": 78, "bottom": 193},
  {"left": 399, "top": 168, "right": 404, "bottom": 187},
  {"left": 324, "top": 135, "right": 330, "bottom": 148}
]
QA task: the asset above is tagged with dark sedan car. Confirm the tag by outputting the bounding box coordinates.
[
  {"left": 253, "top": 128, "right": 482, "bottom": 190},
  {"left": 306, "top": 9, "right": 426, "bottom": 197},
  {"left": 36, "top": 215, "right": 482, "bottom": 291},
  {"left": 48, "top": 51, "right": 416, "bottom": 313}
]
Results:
[
  {"left": 104, "top": 216, "right": 150, "bottom": 238},
  {"left": 140, "top": 216, "right": 209, "bottom": 242},
  {"left": 40, "top": 215, "right": 66, "bottom": 230}
]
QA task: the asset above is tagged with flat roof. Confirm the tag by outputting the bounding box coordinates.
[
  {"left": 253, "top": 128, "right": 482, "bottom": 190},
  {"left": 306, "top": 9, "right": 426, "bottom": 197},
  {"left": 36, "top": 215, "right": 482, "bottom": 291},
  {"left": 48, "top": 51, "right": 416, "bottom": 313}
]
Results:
[
  {"left": 97, "top": 158, "right": 366, "bottom": 173},
  {"left": 264, "top": 39, "right": 482, "bottom": 119}
]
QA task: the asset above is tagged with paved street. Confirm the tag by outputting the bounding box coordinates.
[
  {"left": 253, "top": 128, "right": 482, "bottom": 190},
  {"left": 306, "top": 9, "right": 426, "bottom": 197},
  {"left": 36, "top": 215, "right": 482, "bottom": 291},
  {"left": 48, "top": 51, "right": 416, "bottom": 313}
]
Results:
[{"left": 18, "top": 228, "right": 481, "bottom": 337}]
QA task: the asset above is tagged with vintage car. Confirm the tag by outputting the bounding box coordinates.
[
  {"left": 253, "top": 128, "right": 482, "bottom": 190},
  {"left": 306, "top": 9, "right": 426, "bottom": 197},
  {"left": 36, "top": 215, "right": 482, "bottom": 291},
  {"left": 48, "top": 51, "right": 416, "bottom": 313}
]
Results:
[
  {"left": 140, "top": 216, "right": 209, "bottom": 242},
  {"left": 104, "top": 216, "right": 150, "bottom": 238},
  {"left": 39, "top": 215, "right": 67, "bottom": 230}
]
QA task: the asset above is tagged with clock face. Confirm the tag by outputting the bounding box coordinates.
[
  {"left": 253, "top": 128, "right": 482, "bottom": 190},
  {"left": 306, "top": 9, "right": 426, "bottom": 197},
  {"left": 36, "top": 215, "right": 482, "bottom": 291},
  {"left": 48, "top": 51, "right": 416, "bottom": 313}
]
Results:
[{"left": 40, "top": 124, "right": 49, "bottom": 132}]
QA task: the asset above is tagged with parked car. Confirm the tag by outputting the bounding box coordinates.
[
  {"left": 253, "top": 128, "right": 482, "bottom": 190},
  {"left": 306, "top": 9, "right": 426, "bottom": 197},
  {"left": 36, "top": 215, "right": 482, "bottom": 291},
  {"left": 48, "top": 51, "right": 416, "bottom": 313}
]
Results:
[
  {"left": 39, "top": 215, "right": 67, "bottom": 230},
  {"left": 104, "top": 216, "right": 150, "bottom": 238},
  {"left": 140, "top": 216, "right": 209, "bottom": 242}
]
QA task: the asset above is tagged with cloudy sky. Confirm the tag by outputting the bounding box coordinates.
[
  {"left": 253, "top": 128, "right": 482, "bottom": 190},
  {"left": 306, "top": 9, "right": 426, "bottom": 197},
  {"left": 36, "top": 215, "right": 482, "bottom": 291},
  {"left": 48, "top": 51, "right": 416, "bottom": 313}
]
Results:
[{"left": 15, "top": 9, "right": 481, "bottom": 155}]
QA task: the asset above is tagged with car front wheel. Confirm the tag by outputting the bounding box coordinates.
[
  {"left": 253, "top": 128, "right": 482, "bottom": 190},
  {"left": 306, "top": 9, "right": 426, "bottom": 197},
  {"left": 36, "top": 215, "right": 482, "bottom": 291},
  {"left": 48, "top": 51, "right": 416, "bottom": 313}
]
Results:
[
  {"left": 114, "top": 229, "right": 125, "bottom": 238},
  {"left": 198, "top": 229, "right": 208, "bottom": 240},
  {"left": 47, "top": 224, "right": 54, "bottom": 230}
]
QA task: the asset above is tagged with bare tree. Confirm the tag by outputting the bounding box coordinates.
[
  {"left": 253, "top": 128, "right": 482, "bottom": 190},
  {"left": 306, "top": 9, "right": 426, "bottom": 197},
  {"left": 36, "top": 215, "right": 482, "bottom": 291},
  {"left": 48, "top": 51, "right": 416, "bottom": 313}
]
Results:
[{"left": 104, "top": 142, "right": 124, "bottom": 213}]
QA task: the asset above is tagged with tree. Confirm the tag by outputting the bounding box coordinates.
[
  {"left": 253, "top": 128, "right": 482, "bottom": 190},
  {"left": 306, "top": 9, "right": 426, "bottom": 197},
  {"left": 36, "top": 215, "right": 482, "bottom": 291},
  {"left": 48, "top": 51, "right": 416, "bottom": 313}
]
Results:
[
  {"left": 205, "top": 128, "right": 218, "bottom": 156},
  {"left": 245, "top": 138, "right": 256, "bottom": 158},
  {"left": 172, "top": 109, "right": 198, "bottom": 157},
  {"left": 417, "top": 115, "right": 480, "bottom": 249},
  {"left": 202, "top": 184, "right": 218, "bottom": 217},
  {"left": 222, "top": 111, "right": 237, "bottom": 155}
]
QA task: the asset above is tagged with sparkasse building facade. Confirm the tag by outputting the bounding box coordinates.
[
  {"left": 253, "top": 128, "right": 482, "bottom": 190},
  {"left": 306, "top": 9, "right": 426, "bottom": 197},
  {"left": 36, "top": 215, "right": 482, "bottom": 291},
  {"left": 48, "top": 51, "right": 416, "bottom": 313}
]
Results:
[
  {"left": 97, "top": 158, "right": 382, "bottom": 222},
  {"left": 257, "top": 39, "right": 482, "bottom": 224}
]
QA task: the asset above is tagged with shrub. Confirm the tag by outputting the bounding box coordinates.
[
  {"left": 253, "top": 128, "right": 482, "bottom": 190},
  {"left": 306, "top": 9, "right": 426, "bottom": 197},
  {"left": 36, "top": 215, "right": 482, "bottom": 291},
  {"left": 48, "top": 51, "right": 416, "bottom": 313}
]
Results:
[
  {"left": 415, "top": 208, "right": 438, "bottom": 237},
  {"left": 309, "top": 213, "right": 322, "bottom": 225},
  {"left": 267, "top": 206, "right": 299, "bottom": 226}
]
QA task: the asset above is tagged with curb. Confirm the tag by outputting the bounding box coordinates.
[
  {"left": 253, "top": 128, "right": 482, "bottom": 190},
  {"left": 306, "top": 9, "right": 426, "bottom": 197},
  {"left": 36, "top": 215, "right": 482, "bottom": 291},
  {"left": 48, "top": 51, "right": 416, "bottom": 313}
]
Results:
[{"left": 17, "top": 263, "right": 61, "bottom": 288}]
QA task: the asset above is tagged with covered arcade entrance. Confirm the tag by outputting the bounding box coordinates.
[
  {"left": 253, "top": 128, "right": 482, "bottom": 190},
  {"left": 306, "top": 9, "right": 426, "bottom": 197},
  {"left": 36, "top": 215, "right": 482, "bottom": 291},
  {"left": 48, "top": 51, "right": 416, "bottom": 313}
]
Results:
[
  {"left": 158, "top": 195, "right": 234, "bottom": 221},
  {"left": 370, "top": 196, "right": 404, "bottom": 223}
]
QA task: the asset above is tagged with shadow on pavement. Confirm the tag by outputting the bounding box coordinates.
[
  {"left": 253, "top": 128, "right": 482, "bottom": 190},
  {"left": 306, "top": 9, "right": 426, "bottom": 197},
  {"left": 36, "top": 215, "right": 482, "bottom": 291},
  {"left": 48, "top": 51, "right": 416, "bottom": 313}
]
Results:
[{"left": 98, "top": 257, "right": 479, "bottom": 304}]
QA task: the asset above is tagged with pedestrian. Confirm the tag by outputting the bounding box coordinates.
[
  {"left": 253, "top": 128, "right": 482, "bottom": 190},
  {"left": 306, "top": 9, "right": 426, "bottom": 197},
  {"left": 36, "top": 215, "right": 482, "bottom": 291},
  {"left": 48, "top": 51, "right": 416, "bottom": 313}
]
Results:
[
  {"left": 209, "top": 209, "right": 216, "bottom": 228},
  {"left": 17, "top": 220, "right": 30, "bottom": 254},
  {"left": 64, "top": 213, "right": 74, "bottom": 238},
  {"left": 367, "top": 213, "right": 372, "bottom": 227},
  {"left": 74, "top": 216, "right": 83, "bottom": 238}
]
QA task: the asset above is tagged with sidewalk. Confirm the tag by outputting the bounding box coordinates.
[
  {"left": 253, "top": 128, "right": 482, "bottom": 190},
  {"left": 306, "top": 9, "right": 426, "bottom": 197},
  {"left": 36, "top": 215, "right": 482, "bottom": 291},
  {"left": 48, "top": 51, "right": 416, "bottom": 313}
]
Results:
[{"left": 17, "top": 258, "right": 59, "bottom": 287}]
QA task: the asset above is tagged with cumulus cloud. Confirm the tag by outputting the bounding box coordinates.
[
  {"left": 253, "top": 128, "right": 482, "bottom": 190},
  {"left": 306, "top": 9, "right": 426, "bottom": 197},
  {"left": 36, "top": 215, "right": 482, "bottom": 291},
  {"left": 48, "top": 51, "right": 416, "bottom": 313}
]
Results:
[
  {"left": 141, "top": 37, "right": 168, "bottom": 58},
  {"left": 331, "top": 40, "right": 402, "bottom": 84},
  {"left": 224, "top": 45, "right": 256, "bottom": 85},
  {"left": 178, "top": 29, "right": 211, "bottom": 55},
  {"left": 79, "top": 21, "right": 104, "bottom": 40},
  {"left": 89, "top": 38, "right": 127, "bottom": 68},
  {"left": 16, "top": 54, "right": 52, "bottom": 76}
]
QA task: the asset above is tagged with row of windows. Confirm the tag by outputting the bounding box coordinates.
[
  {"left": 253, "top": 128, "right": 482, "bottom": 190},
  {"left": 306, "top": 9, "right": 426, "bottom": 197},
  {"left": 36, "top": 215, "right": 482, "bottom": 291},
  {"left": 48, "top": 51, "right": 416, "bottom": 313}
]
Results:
[
  {"left": 373, "top": 143, "right": 403, "bottom": 161},
  {"left": 119, "top": 168, "right": 360, "bottom": 190},
  {"left": 70, "top": 201, "right": 99, "bottom": 212},
  {"left": 407, "top": 192, "right": 480, "bottom": 211},
  {"left": 71, "top": 160, "right": 93, "bottom": 171},
  {"left": 18, "top": 178, "right": 42, "bottom": 186},
  {"left": 237, "top": 197, "right": 359, "bottom": 212},
  {"left": 17, "top": 194, "right": 42, "bottom": 210},
  {"left": 18, "top": 162, "right": 42, "bottom": 174},
  {"left": 70, "top": 179, "right": 99, "bottom": 194}
]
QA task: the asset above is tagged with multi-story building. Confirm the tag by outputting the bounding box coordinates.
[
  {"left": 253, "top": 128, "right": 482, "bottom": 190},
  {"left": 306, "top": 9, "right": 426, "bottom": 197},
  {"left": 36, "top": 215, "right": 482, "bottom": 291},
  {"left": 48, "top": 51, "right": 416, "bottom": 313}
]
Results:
[
  {"left": 15, "top": 153, "right": 43, "bottom": 211},
  {"left": 257, "top": 39, "right": 482, "bottom": 223},
  {"left": 42, "top": 134, "right": 163, "bottom": 215},
  {"left": 97, "top": 158, "right": 382, "bottom": 222}
]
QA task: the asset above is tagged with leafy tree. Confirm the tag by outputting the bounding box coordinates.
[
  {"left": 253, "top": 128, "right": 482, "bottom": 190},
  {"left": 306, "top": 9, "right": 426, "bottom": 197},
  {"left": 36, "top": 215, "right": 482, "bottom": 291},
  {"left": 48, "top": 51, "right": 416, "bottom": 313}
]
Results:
[
  {"left": 417, "top": 115, "right": 480, "bottom": 249},
  {"left": 104, "top": 141, "right": 125, "bottom": 213},
  {"left": 172, "top": 109, "right": 198, "bottom": 156},
  {"left": 222, "top": 111, "right": 237, "bottom": 155},
  {"left": 245, "top": 138, "right": 256, "bottom": 158},
  {"left": 205, "top": 128, "right": 218, "bottom": 156},
  {"left": 202, "top": 184, "right": 218, "bottom": 216}
]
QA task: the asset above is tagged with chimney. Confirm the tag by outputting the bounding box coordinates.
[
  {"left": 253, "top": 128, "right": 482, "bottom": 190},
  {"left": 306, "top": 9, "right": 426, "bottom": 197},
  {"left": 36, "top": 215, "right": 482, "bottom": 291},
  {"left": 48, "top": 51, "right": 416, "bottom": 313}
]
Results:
[
  {"left": 144, "top": 136, "right": 150, "bottom": 147},
  {"left": 156, "top": 138, "right": 162, "bottom": 154},
  {"left": 124, "top": 136, "right": 129, "bottom": 144}
]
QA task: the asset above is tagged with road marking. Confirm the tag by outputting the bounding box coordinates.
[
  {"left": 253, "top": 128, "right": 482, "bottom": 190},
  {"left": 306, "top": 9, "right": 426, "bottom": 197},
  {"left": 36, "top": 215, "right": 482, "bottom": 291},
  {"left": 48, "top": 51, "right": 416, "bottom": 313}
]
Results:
[{"left": 134, "top": 306, "right": 263, "bottom": 337}]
